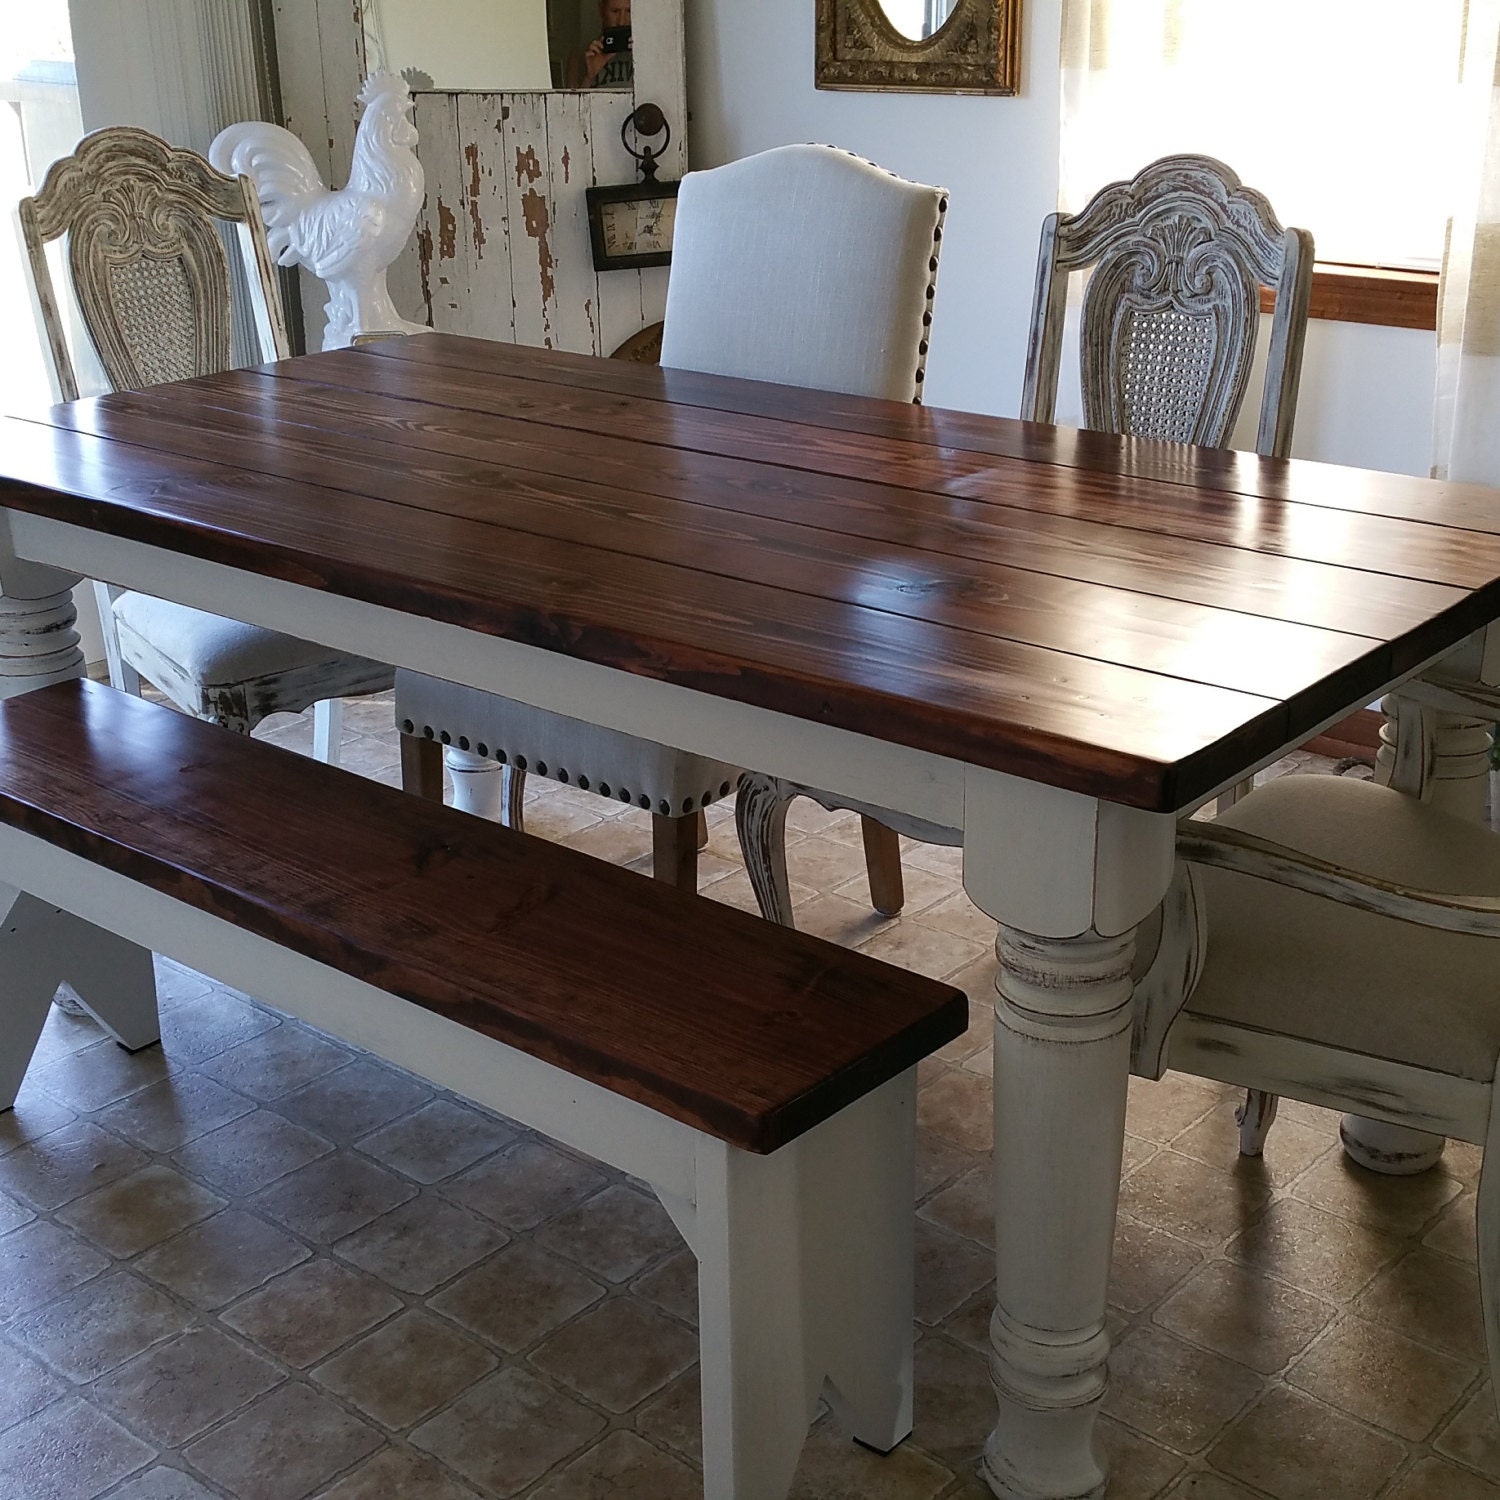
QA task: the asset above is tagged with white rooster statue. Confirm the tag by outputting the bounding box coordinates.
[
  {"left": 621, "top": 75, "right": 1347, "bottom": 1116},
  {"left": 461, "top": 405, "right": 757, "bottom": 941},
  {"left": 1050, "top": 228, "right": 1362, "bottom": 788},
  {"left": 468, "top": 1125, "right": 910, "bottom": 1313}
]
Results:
[{"left": 210, "top": 73, "right": 427, "bottom": 350}]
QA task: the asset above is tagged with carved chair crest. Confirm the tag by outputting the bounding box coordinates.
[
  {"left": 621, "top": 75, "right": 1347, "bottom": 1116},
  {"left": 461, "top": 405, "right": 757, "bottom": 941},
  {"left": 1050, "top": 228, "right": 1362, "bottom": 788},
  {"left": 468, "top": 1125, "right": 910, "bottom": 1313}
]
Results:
[
  {"left": 1022, "top": 155, "right": 1314, "bottom": 458},
  {"left": 18, "top": 126, "right": 288, "bottom": 402}
]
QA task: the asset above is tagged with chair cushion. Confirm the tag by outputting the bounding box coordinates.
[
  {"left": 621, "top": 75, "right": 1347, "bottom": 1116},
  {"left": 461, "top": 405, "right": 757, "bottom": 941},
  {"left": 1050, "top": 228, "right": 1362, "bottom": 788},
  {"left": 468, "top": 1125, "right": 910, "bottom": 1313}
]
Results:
[
  {"left": 113, "top": 593, "right": 379, "bottom": 687},
  {"left": 659, "top": 145, "right": 944, "bottom": 403},
  {"left": 1188, "top": 775, "right": 1500, "bottom": 1081},
  {"left": 395, "top": 670, "right": 742, "bottom": 815}
]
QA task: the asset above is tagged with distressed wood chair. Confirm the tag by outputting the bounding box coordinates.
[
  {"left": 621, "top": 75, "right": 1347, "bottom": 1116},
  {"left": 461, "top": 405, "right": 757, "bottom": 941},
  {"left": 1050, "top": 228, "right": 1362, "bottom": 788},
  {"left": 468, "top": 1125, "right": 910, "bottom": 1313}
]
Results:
[
  {"left": 1132, "top": 770, "right": 1500, "bottom": 1416},
  {"left": 17, "top": 126, "right": 393, "bottom": 756},
  {"left": 735, "top": 153, "right": 1315, "bottom": 929},
  {"left": 395, "top": 143, "right": 947, "bottom": 896}
]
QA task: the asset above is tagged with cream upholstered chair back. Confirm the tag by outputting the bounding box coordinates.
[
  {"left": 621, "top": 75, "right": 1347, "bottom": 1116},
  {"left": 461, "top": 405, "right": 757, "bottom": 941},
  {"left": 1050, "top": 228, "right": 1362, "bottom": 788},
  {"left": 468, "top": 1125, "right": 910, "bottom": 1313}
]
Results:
[
  {"left": 660, "top": 144, "right": 947, "bottom": 404},
  {"left": 1020, "top": 154, "right": 1313, "bottom": 459},
  {"left": 18, "top": 126, "right": 289, "bottom": 403}
]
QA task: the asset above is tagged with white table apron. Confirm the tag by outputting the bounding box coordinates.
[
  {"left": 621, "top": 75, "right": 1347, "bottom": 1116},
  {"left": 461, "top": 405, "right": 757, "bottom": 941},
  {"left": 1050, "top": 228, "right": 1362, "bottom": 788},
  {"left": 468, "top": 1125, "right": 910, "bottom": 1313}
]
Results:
[{"left": 0, "top": 508, "right": 1470, "bottom": 1500}]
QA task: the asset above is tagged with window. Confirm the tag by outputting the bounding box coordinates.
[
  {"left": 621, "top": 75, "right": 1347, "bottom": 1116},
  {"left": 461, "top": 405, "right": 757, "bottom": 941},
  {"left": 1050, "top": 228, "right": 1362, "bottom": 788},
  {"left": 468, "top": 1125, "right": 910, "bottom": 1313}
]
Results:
[
  {"left": 1, "top": 2, "right": 83, "bottom": 414},
  {"left": 1060, "top": 0, "right": 1465, "bottom": 322}
]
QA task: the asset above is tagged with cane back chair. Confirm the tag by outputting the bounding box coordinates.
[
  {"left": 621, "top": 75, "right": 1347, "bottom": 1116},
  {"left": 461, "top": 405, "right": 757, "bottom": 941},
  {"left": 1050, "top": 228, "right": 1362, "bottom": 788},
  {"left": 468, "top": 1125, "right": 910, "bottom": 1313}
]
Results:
[
  {"left": 734, "top": 153, "right": 1315, "bottom": 930},
  {"left": 17, "top": 126, "right": 393, "bottom": 754}
]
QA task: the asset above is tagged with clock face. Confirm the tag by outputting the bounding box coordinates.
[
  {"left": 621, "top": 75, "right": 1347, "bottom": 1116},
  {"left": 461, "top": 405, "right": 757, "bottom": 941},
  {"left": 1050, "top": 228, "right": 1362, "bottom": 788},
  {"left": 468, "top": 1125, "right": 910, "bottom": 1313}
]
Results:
[{"left": 601, "top": 195, "right": 677, "bottom": 256}]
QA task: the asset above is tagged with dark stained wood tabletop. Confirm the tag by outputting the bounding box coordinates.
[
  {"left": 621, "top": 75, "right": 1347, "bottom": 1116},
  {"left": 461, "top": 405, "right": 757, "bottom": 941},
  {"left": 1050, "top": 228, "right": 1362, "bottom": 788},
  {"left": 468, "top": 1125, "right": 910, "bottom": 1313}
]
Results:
[{"left": 2, "top": 331, "right": 1498, "bottom": 811}]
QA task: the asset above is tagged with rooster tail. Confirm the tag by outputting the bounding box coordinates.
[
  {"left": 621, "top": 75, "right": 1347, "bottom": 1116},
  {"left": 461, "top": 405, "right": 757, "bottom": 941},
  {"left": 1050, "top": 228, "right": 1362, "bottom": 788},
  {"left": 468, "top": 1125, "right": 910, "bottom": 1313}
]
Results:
[{"left": 208, "top": 122, "right": 332, "bottom": 265}]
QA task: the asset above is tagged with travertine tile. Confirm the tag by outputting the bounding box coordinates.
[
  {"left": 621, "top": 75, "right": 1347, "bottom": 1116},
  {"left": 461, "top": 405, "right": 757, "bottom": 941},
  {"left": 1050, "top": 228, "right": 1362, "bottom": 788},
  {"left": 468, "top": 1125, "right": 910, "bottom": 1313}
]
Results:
[
  {"left": 27, "top": 1035, "right": 170, "bottom": 1111},
  {"left": 355, "top": 1098, "right": 515, "bottom": 1183},
  {"left": 793, "top": 893, "right": 896, "bottom": 947},
  {"left": 1293, "top": 1149, "right": 1462, "bottom": 1237},
  {"left": 221, "top": 1258, "right": 402, "bottom": 1369},
  {"left": 108, "top": 1466, "right": 222, "bottom": 1499},
  {"left": 9, "top": 1269, "right": 192, "bottom": 1381},
  {"left": 271, "top": 1057, "right": 432, "bottom": 1145},
  {"left": 534, "top": 1183, "right": 680, "bottom": 1283},
  {"left": 1161, "top": 1474, "right": 1265, "bottom": 1499},
  {"left": 530, "top": 1296, "right": 697, "bottom": 1412},
  {"left": 184, "top": 1380, "right": 381, "bottom": 1500},
  {"left": 315, "top": 1445, "right": 481, "bottom": 1499},
  {"left": 1124, "top": 1073, "right": 1226, "bottom": 1145},
  {"left": 1207, "top": 1386, "right": 1407, "bottom": 1500},
  {"left": 1424, "top": 1189, "right": 1479, "bottom": 1263},
  {"left": 856, "top": 921, "right": 986, "bottom": 982},
  {"left": 97, "top": 1072, "right": 255, "bottom": 1153},
  {"left": 0, "top": 1086, "right": 76, "bottom": 1156},
  {"left": 0, "top": 1118, "right": 150, "bottom": 1211},
  {"left": 915, "top": 1130, "right": 976, "bottom": 1200},
  {"left": 1435, "top": 1384, "right": 1500, "bottom": 1479},
  {"left": 0, "top": 1398, "right": 152, "bottom": 1499},
  {"left": 91, "top": 1326, "right": 282, "bottom": 1446},
  {"left": 157, "top": 990, "right": 280, "bottom": 1065},
  {"left": 1096, "top": 1418, "right": 1188, "bottom": 1500},
  {"left": 787, "top": 1412, "right": 953, "bottom": 1498},
  {"left": 1389, "top": 1455, "right": 1500, "bottom": 1499},
  {"left": 335, "top": 1191, "right": 508, "bottom": 1296},
  {"left": 135, "top": 1209, "right": 310, "bottom": 1309},
  {"left": 249, "top": 1151, "right": 416, "bottom": 1244},
  {"left": 631, "top": 1248, "right": 698, "bottom": 1327},
  {"left": 1102, "top": 1324, "right": 1262, "bottom": 1452},
  {"left": 1156, "top": 1260, "right": 1336, "bottom": 1375},
  {"left": 1228, "top": 1197, "right": 1404, "bottom": 1301},
  {"left": 530, "top": 1430, "right": 699, "bottom": 1499},
  {"left": 171, "top": 1109, "right": 332, "bottom": 1197},
  {"left": 442, "top": 1138, "right": 607, "bottom": 1232},
  {"left": 919, "top": 1165, "right": 992, "bottom": 1249},
  {"left": 313, "top": 1311, "right": 498, "bottom": 1430},
  {"left": 634, "top": 1367, "right": 701, "bottom": 1463},
  {"left": 1108, "top": 1215, "right": 1204, "bottom": 1315},
  {"left": 0, "top": 1217, "right": 109, "bottom": 1319},
  {"left": 1354, "top": 1246, "right": 1486, "bottom": 1362},
  {"left": 1117, "top": 1150, "right": 1273, "bottom": 1249},
  {"left": 199, "top": 1023, "right": 352, "bottom": 1102},
  {"left": 1287, "top": 1315, "right": 1475, "bottom": 1440},
  {"left": 915, "top": 1220, "right": 993, "bottom": 1327},
  {"left": 1170, "top": 1099, "right": 1332, "bottom": 1187},
  {"left": 910, "top": 1334, "right": 992, "bottom": 1469},
  {"left": 57, "top": 1164, "right": 225, "bottom": 1257},
  {"left": 429, "top": 1240, "right": 605, "bottom": 1353},
  {"left": 0, "top": 1345, "right": 68, "bottom": 1434},
  {"left": 410, "top": 1367, "right": 605, "bottom": 1494},
  {"left": 916, "top": 1068, "right": 990, "bottom": 1154}
]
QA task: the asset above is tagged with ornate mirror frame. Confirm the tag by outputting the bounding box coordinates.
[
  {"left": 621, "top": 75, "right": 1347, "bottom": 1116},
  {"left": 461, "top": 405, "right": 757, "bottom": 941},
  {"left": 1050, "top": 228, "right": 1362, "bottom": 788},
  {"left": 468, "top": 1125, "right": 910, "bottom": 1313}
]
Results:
[{"left": 815, "top": 0, "right": 1021, "bottom": 95}]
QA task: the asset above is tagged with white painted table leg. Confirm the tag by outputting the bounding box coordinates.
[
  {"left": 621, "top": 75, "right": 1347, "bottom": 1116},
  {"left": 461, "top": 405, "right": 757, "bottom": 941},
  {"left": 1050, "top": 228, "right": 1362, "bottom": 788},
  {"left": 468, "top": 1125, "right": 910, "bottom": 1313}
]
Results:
[
  {"left": 0, "top": 583, "right": 84, "bottom": 698},
  {"left": 985, "top": 925, "right": 1135, "bottom": 1500},
  {"left": 962, "top": 771, "right": 1175, "bottom": 1500},
  {"left": 1338, "top": 692, "right": 1495, "bottom": 1175}
]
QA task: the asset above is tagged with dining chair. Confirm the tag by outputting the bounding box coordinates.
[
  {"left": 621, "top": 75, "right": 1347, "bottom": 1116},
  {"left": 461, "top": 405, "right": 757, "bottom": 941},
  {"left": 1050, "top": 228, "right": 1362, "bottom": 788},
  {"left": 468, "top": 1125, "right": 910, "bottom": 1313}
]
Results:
[
  {"left": 1132, "top": 768, "right": 1500, "bottom": 1416},
  {"left": 394, "top": 143, "right": 948, "bottom": 894},
  {"left": 734, "top": 152, "right": 1316, "bottom": 929},
  {"left": 17, "top": 126, "right": 393, "bottom": 756}
]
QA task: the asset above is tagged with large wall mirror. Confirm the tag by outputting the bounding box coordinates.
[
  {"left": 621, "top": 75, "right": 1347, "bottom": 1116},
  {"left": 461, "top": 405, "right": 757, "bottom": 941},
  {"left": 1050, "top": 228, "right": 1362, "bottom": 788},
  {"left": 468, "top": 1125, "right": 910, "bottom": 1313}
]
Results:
[
  {"left": 365, "top": 0, "right": 643, "bottom": 92},
  {"left": 815, "top": 0, "right": 1021, "bottom": 94}
]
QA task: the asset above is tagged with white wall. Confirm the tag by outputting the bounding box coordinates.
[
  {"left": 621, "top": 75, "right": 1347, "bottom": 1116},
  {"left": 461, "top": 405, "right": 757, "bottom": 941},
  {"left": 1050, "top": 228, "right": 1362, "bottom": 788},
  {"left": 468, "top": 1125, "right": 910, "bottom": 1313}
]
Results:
[{"left": 686, "top": 0, "right": 1438, "bottom": 477}]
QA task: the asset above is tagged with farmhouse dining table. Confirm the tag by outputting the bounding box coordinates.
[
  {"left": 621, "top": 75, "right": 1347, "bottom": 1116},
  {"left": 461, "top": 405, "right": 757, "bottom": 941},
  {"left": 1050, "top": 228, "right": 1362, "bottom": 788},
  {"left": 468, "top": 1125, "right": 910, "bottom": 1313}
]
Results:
[{"left": 2, "top": 330, "right": 1499, "bottom": 1499}]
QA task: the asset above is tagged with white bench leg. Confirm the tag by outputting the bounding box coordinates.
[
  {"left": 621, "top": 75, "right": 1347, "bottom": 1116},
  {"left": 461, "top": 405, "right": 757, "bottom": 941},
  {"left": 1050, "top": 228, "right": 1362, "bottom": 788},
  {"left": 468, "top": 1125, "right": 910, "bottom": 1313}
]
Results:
[
  {"left": 686, "top": 1072, "right": 916, "bottom": 1500},
  {"left": 0, "top": 890, "right": 159, "bottom": 1107}
]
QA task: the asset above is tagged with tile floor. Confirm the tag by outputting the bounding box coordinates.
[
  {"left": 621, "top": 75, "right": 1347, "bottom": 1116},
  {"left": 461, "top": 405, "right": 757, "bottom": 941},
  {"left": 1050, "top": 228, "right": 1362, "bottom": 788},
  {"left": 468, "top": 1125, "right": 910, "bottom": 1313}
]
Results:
[{"left": 1, "top": 693, "right": 1497, "bottom": 1498}]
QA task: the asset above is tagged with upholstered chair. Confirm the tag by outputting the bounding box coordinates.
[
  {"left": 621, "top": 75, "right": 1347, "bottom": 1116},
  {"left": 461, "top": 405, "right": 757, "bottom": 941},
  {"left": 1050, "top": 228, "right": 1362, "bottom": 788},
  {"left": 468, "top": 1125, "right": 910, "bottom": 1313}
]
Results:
[
  {"left": 395, "top": 143, "right": 948, "bottom": 893},
  {"left": 17, "top": 127, "right": 393, "bottom": 755},
  {"left": 1132, "top": 769, "right": 1500, "bottom": 1418},
  {"left": 734, "top": 153, "right": 1315, "bottom": 928}
]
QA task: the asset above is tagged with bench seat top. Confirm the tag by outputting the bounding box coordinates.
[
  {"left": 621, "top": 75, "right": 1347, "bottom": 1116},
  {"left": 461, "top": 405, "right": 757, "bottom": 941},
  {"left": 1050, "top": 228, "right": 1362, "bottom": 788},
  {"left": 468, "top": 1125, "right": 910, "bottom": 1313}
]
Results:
[{"left": 0, "top": 681, "right": 966, "bottom": 1152}]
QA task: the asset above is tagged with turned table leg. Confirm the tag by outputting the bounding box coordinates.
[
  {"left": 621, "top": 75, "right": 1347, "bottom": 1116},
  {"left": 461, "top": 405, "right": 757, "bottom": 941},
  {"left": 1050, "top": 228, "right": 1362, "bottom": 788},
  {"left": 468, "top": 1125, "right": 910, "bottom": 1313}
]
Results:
[
  {"left": 985, "top": 923, "right": 1136, "bottom": 1499},
  {"left": 0, "top": 580, "right": 85, "bottom": 698}
]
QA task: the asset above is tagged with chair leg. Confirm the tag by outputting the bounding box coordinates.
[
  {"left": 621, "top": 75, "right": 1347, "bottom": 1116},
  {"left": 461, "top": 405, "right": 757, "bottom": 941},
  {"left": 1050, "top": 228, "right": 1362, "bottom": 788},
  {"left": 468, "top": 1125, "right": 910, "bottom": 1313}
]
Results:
[
  {"left": 1216, "top": 777, "right": 1254, "bottom": 816},
  {"left": 400, "top": 733, "right": 444, "bottom": 802},
  {"left": 735, "top": 772, "right": 795, "bottom": 927},
  {"left": 860, "top": 816, "right": 904, "bottom": 917},
  {"left": 312, "top": 698, "right": 343, "bottom": 765},
  {"left": 500, "top": 764, "right": 526, "bottom": 830},
  {"left": 1236, "top": 1089, "right": 1279, "bottom": 1156},
  {"left": 445, "top": 747, "right": 503, "bottom": 820},
  {"left": 653, "top": 813, "right": 699, "bottom": 891},
  {"left": 696, "top": 809, "right": 710, "bottom": 850}
]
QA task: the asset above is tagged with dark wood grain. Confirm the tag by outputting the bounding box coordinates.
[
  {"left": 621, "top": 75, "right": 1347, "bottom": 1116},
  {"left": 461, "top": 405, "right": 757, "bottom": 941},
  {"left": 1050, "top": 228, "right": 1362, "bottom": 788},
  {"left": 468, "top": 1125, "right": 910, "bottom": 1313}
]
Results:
[
  {"left": 2, "top": 333, "right": 1498, "bottom": 812},
  {"left": 0, "top": 681, "right": 965, "bottom": 1153}
]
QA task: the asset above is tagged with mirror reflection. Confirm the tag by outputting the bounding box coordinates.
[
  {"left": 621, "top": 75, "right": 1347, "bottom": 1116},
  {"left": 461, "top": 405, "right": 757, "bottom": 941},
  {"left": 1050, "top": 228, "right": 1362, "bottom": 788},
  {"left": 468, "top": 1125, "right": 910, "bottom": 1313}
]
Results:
[
  {"left": 876, "top": 0, "right": 961, "bottom": 40},
  {"left": 367, "top": 0, "right": 637, "bottom": 92}
]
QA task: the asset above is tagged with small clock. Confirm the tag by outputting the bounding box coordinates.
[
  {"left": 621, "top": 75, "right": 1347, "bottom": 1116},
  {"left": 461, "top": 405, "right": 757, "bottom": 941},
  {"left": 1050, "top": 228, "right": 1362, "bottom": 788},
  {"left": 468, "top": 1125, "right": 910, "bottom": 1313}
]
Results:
[{"left": 585, "top": 180, "right": 680, "bottom": 271}]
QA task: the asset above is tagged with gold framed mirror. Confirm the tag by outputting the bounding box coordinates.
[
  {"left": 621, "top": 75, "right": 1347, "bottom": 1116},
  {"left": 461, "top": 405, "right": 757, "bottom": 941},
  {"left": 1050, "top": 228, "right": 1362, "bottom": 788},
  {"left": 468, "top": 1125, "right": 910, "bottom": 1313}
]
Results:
[{"left": 815, "top": 0, "right": 1020, "bottom": 95}]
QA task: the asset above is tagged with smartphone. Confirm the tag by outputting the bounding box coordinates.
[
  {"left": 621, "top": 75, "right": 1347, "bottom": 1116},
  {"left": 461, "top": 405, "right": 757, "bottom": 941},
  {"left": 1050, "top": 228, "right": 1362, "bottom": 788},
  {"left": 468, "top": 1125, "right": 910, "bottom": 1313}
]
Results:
[{"left": 601, "top": 25, "right": 632, "bottom": 54}]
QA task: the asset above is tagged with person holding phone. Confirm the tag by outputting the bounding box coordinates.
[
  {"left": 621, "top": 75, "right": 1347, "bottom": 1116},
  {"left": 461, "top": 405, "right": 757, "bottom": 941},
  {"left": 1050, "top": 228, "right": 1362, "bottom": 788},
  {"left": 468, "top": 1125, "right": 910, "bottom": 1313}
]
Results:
[{"left": 582, "top": 0, "right": 632, "bottom": 87}]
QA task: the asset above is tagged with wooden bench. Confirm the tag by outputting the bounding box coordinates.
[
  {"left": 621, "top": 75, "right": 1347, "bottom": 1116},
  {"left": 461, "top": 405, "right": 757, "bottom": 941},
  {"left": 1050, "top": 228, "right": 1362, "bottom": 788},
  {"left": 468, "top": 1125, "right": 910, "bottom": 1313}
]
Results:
[{"left": 0, "top": 679, "right": 965, "bottom": 1500}]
